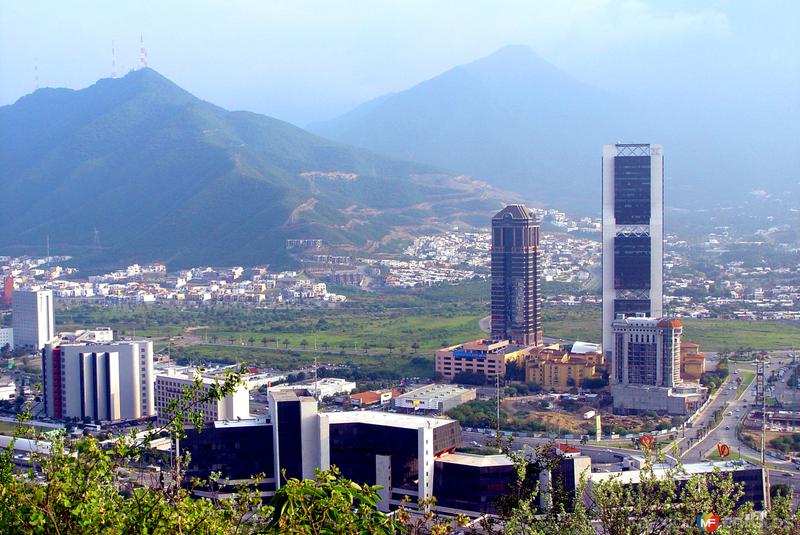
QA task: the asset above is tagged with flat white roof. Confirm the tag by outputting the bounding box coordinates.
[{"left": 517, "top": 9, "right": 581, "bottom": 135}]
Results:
[
  {"left": 571, "top": 341, "right": 600, "bottom": 354},
  {"left": 436, "top": 452, "right": 513, "bottom": 468},
  {"left": 212, "top": 417, "right": 270, "bottom": 429},
  {"left": 322, "top": 410, "right": 455, "bottom": 430},
  {"left": 0, "top": 434, "right": 52, "bottom": 454},
  {"left": 590, "top": 459, "right": 759, "bottom": 484},
  {"left": 398, "top": 383, "right": 475, "bottom": 400}
]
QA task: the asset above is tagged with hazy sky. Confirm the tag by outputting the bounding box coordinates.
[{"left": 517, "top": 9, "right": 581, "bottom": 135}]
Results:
[{"left": 2, "top": 1, "right": 798, "bottom": 125}]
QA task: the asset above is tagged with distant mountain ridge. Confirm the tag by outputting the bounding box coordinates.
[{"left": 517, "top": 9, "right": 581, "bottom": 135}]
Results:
[
  {"left": 311, "top": 45, "right": 800, "bottom": 212},
  {"left": 0, "top": 68, "right": 517, "bottom": 269},
  {"left": 310, "top": 45, "right": 629, "bottom": 209}
]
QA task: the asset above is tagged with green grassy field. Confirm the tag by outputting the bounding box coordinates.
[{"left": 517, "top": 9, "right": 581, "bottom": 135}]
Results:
[
  {"left": 736, "top": 370, "right": 756, "bottom": 400},
  {"left": 0, "top": 422, "right": 18, "bottom": 436},
  {"left": 542, "top": 305, "right": 601, "bottom": 342},
  {"left": 55, "top": 283, "right": 800, "bottom": 377},
  {"left": 681, "top": 319, "right": 800, "bottom": 352},
  {"left": 171, "top": 344, "right": 435, "bottom": 378}
]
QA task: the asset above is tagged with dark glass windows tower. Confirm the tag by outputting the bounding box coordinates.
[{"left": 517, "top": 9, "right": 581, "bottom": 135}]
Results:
[
  {"left": 490, "top": 205, "right": 542, "bottom": 347},
  {"left": 602, "top": 144, "right": 664, "bottom": 364}
]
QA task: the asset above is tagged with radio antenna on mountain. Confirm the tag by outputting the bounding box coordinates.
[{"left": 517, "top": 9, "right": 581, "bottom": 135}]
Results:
[
  {"left": 93, "top": 227, "right": 101, "bottom": 251},
  {"left": 139, "top": 35, "right": 148, "bottom": 69},
  {"left": 111, "top": 41, "right": 117, "bottom": 78},
  {"left": 34, "top": 61, "right": 39, "bottom": 90}
]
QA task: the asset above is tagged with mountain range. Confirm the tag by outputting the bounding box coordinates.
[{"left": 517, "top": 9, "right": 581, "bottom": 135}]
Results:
[
  {"left": 0, "top": 68, "right": 516, "bottom": 269},
  {"left": 311, "top": 45, "right": 800, "bottom": 211}
]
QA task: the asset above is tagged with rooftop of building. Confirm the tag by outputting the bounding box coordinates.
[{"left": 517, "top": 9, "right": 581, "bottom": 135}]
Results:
[
  {"left": 435, "top": 452, "right": 514, "bottom": 468},
  {"left": 570, "top": 341, "right": 601, "bottom": 354},
  {"left": 448, "top": 339, "right": 530, "bottom": 354},
  {"left": 269, "top": 389, "right": 316, "bottom": 402},
  {"left": 397, "top": 384, "right": 475, "bottom": 400},
  {"left": 350, "top": 391, "right": 381, "bottom": 404},
  {"left": 590, "top": 459, "right": 759, "bottom": 485},
  {"left": 350, "top": 389, "right": 399, "bottom": 403},
  {"left": 321, "top": 410, "right": 455, "bottom": 430},
  {"left": 554, "top": 444, "right": 581, "bottom": 454},
  {"left": 612, "top": 315, "right": 682, "bottom": 329},
  {"left": 212, "top": 416, "right": 270, "bottom": 429},
  {"left": 492, "top": 204, "right": 535, "bottom": 221},
  {"left": 155, "top": 366, "right": 247, "bottom": 386}
]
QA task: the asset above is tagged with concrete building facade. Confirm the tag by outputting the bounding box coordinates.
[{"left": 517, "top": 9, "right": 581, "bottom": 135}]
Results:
[
  {"left": 12, "top": 289, "right": 54, "bottom": 350},
  {"left": 42, "top": 339, "right": 155, "bottom": 421}
]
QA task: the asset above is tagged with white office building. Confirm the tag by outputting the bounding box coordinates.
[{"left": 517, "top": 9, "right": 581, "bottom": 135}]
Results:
[
  {"left": 0, "top": 328, "right": 13, "bottom": 350},
  {"left": 12, "top": 290, "right": 55, "bottom": 350},
  {"left": 43, "top": 339, "right": 155, "bottom": 421},
  {"left": 155, "top": 367, "right": 250, "bottom": 425},
  {"left": 601, "top": 144, "right": 663, "bottom": 360}
]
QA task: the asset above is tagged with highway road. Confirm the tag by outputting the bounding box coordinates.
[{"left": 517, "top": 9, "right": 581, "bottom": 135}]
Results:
[
  {"left": 464, "top": 353, "right": 800, "bottom": 507},
  {"left": 677, "top": 355, "right": 800, "bottom": 506}
]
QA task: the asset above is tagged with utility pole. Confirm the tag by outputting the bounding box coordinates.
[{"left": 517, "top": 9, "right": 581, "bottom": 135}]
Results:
[
  {"left": 111, "top": 41, "right": 117, "bottom": 78},
  {"left": 759, "top": 351, "right": 771, "bottom": 511},
  {"left": 139, "top": 34, "right": 148, "bottom": 69},
  {"left": 495, "top": 373, "right": 501, "bottom": 441},
  {"left": 314, "top": 355, "right": 319, "bottom": 401}
]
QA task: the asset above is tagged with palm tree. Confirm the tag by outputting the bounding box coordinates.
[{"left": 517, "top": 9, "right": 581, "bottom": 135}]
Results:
[
  {"left": 386, "top": 342, "right": 395, "bottom": 355},
  {"left": 283, "top": 339, "right": 290, "bottom": 350},
  {"left": 322, "top": 341, "right": 330, "bottom": 352},
  {"left": 411, "top": 341, "right": 419, "bottom": 354},
  {"left": 300, "top": 339, "right": 309, "bottom": 350},
  {"left": 339, "top": 341, "right": 347, "bottom": 353},
  {"left": 211, "top": 335, "right": 219, "bottom": 344},
  {"left": 261, "top": 337, "right": 268, "bottom": 347},
  {"left": 362, "top": 342, "right": 369, "bottom": 354}
]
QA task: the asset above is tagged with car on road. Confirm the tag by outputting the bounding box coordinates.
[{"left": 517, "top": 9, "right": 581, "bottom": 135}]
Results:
[{"left": 725, "top": 426, "right": 730, "bottom": 430}]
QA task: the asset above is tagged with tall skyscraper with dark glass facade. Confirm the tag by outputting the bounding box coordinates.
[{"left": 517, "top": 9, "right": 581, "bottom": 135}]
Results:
[
  {"left": 490, "top": 204, "right": 542, "bottom": 347},
  {"left": 601, "top": 144, "right": 664, "bottom": 360}
]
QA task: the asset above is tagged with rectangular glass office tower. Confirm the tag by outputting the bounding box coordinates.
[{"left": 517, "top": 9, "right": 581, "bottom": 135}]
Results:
[{"left": 601, "top": 144, "right": 663, "bottom": 360}]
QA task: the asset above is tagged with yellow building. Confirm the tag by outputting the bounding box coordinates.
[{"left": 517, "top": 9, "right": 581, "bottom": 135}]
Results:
[
  {"left": 525, "top": 347, "right": 601, "bottom": 390},
  {"left": 680, "top": 342, "right": 706, "bottom": 382},
  {"left": 435, "top": 339, "right": 530, "bottom": 380}
]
